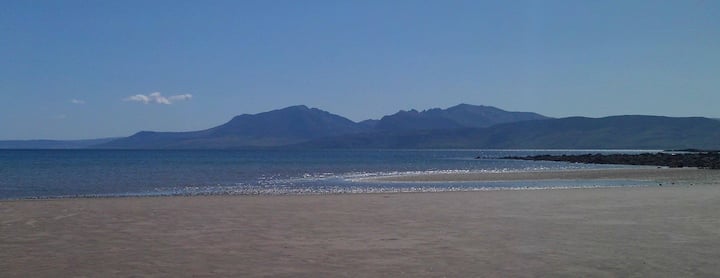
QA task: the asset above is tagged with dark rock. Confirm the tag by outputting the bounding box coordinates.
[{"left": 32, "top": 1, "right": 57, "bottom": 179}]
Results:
[{"left": 503, "top": 152, "right": 720, "bottom": 169}]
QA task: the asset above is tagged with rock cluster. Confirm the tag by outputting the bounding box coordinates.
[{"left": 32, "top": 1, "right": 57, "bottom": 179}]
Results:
[{"left": 503, "top": 152, "right": 720, "bottom": 169}]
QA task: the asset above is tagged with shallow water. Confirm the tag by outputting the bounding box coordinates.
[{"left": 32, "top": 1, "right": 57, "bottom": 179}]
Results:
[{"left": 0, "top": 149, "right": 657, "bottom": 199}]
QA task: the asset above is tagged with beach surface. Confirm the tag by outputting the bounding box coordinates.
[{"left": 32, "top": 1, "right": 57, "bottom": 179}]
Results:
[{"left": 2, "top": 168, "right": 720, "bottom": 277}]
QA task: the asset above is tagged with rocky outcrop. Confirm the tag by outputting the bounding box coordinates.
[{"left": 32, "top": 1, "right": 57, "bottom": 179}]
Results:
[{"left": 503, "top": 152, "right": 720, "bottom": 169}]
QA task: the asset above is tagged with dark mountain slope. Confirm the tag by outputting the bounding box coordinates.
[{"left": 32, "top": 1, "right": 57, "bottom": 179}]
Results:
[
  {"left": 477, "top": 116, "right": 720, "bottom": 149},
  {"left": 434, "top": 104, "right": 550, "bottom": 128},
  {"left": 374, "top": 109, "right": 464, "bottom": 131},
  {"left": 209, "top": 105, "right": 363, "bottom": 138}
]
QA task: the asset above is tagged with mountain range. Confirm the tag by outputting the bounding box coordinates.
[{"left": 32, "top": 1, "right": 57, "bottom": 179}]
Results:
[
  {"left": 4, "top": 104, "right": 720, "bottom": 149},
  {"left": 97, "top": 104, "right": 550, "bottom": 149}
]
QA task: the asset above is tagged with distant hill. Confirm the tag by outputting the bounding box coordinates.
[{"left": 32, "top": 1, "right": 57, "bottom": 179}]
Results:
[
  {"left": 0, "top": 138, "right": 118, "bottom": 149},
  {"left": 98, "top": 105, "right": 369, "bottom": 149},
  {"left": 374, "top": 104, "right": 549, "bottom": 131},
  {"left": 473, "top": 115, "right": 720, "bottom": 149},
  {"left": 302, "top": 115, "right": 720, "bottom": 149},
  {"left": 11, "top": 104, "right": 719, "bottom": 150}
]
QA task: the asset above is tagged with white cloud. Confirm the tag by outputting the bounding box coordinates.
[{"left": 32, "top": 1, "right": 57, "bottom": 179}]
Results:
[
  {"left": 71, "top": 99, "right": 86, "bottom": 104},
  {"left": 169, "top": 94, "right": 192, "bottom": 101},
  {"left": 126, "top": 94, "right": 151, "bottom": 103},
  {"left": 124, "top": 92, "right": 192, "bottom": 105}
]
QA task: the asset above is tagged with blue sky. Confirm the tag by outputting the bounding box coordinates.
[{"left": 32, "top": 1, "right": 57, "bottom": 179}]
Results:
[{"left": 1, "top": 0, "right": 719, "bottom": 140}]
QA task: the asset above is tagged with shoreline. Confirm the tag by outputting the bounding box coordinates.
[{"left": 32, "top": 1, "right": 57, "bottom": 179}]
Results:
[
  {"left": 3, "top": 167, "right": 718, "bottom": 201},
  {"left": 368, "top": 166, "right": 718, "bottom": 183}
]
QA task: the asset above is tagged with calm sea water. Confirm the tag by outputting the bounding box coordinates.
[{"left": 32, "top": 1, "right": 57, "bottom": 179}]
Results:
[{"left": 0, "top": 149, "right": 656, "bottom": 199}]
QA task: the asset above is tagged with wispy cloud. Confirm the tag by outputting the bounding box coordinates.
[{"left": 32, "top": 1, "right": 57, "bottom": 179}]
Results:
[
  {"left": 124, "top": 92, "right": 192, "bottom": 105},
  {"left": 71, "top": 99, "right": 86, "bottom": 104},
  {"left": 168, "top": 94, "right": 192, "bottom": 102}
]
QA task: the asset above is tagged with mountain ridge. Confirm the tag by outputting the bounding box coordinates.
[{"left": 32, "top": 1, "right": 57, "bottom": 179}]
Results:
[{"left": 373, "top": 103, "right": 549, "bottom": 131}]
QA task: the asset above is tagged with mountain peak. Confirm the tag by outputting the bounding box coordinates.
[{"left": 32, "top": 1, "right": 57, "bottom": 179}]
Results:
[
  {"left": 280, "top": 105, "right": 310, "bottom": 111},
  {"left": 453, "top": 103, "right": 482, "bottom": 108},
  {"left": 449, "top": 103, "right": 491, "bottom": 110}
]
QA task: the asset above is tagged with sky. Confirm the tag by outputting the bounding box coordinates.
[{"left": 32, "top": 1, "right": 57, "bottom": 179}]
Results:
[{"left": 1, "top": 0, "right": 719, "bottom": 140}]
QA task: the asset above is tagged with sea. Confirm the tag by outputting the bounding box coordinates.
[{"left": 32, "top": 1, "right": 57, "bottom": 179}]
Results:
[{"left": 0, "top": 149, "right": 659, "bottom": 199}]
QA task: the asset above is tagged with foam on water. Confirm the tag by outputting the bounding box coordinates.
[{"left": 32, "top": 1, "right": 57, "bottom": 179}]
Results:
[{"left": 138, "top": 167, "right": 656, "bottom": 197}]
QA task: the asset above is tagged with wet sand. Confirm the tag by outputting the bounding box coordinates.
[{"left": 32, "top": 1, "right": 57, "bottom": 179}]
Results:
[{"left": 2, "top": 168, "right": 720, "bottom": 277}]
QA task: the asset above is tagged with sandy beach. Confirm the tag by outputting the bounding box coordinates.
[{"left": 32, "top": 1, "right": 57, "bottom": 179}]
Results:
[{"left": 2, "top": 168, "right": 720, "bottom": 277}]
